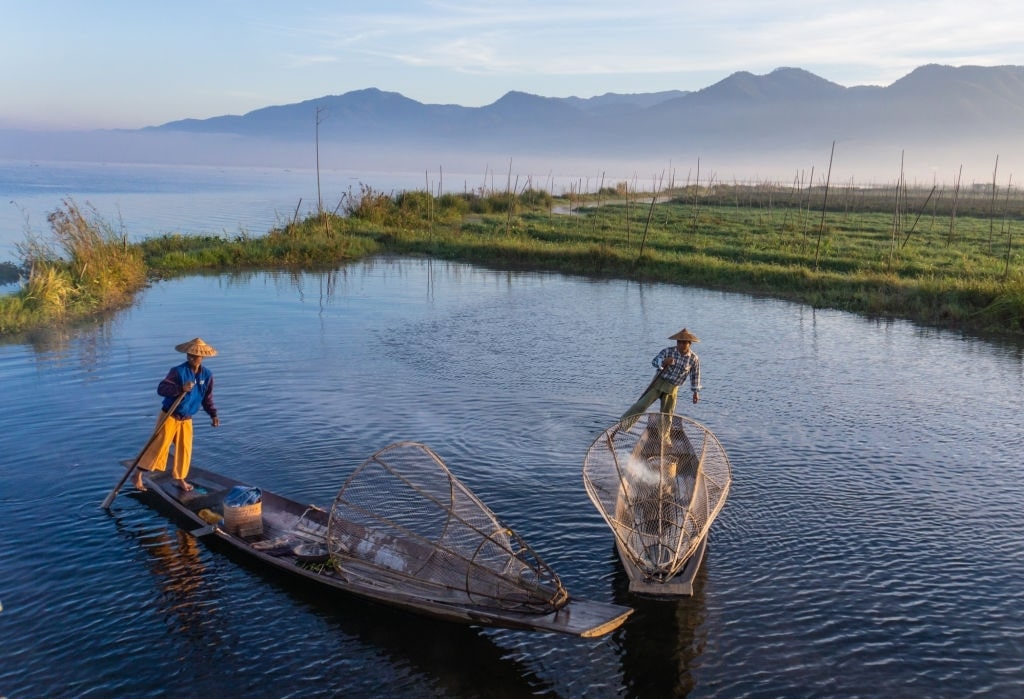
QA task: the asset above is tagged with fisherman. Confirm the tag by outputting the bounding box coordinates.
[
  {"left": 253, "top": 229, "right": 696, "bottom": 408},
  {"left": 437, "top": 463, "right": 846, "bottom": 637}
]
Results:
[
  {"left": 133, "top": 338, "right": 220, "bottom": 492},
  {"left": 621, "top": 327, "right": 701, "bottom": 424}
]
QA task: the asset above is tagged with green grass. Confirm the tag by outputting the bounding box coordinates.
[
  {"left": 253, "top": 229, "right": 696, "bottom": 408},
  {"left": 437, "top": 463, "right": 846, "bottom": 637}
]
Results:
[
  {"left": 333, "top": 186, "right": 1024, "bottom": 336},
  {"left": 0, "top": 199, "right": 147, "bottom": 336},
  {"left": 3, "top": 183, "right": 1023, "bottom": 338}
]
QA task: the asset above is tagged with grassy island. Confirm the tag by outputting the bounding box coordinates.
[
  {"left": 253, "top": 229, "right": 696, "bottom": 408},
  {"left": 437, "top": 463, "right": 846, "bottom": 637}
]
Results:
[{"left": 2, "top": 181, "right": 1023, "bottom": 339}]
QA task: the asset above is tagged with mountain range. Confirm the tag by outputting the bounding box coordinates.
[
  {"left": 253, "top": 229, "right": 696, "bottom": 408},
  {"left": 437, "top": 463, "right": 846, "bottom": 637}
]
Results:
[{"left": 4, "top": 64, "right": 1024, "bottom": 183}]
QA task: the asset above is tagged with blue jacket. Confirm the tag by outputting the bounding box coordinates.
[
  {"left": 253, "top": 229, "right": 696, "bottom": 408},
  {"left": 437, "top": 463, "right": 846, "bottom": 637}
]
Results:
[{"left": 158, "top": 361, "right": 217, "bottom": 419}]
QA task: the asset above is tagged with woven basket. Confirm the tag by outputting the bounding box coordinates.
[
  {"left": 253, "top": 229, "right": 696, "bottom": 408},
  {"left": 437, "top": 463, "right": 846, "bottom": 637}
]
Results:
[{"left": 223, "top": 500, "right": 262, "bottom": 536}]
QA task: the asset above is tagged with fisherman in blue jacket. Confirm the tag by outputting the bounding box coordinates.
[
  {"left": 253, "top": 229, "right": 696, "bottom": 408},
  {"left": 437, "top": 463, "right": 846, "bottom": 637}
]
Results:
[{"left": 134, "top": 338, "right": 220, "bottom": 492}]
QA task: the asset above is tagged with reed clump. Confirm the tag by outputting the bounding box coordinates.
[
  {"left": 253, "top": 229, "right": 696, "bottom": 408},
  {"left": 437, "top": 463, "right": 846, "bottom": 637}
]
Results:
[{"left": 0, "top": 199, "right": 147, "bottom": 335}]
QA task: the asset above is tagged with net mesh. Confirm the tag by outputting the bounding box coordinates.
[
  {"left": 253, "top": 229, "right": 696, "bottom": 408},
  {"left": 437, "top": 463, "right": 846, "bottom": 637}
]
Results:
[
  {"left": 327, "top": 441, "right": 568, "bottom": 614},
  {"left": 583, "top": 412, "right": 732, "bottom": 582}
]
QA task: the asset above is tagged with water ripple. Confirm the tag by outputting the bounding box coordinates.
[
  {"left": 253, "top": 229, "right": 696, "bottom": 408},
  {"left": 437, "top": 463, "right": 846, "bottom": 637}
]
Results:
[{"left": 3, "top": 258, "right": 1024, "bottom": 697}]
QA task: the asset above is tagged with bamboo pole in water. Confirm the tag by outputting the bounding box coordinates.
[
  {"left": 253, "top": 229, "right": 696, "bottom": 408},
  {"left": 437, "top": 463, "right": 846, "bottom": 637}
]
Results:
[
  {"left": 636, "top": 179, "right": 661, "bottom": 263},
  {"left": 1004, "top": 175, "right": 1015, "bottom": 280},
  {"left": 988, "top": 155, "right": 999, "bottom": 253},
  {"left": 814, "top": 141, "right": 836, "bottom": 272},
  {"left": 947, "top": 164, "right": 963, "bottom": 246},
  {"left": 901, "top": 185, "right": 937, "bottom": 250}
]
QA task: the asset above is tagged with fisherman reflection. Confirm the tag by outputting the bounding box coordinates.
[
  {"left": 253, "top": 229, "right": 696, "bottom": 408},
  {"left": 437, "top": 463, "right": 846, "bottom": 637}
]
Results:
[{"left": 139, "top": 527, "right": 211, "bottom": 634}]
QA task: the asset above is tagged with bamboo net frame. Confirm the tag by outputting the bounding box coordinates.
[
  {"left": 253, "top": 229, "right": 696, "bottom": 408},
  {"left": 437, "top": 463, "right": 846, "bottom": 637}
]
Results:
[
  {"left": 583, "top": 412, "right": 732, "bottom": 582},
  {"left": 327, "top": 441, "right": 568, "bottom": 614}
]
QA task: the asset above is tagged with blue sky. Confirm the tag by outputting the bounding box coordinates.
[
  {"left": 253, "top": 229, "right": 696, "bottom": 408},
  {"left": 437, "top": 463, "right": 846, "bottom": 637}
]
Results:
[{"left": 3, "top": 0, "right": 1022, "bottom": 131}]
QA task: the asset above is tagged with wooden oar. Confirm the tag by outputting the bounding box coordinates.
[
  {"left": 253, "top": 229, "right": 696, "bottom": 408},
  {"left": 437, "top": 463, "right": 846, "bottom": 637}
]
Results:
[
  {"left": 637, "top": 367, "right": 666, "bottom": 400},
  {"left": 615, "top": 368, "right": 667, "bottom": 439},
  {"left": 100, "top": 391, "right": 188, "bottom": 509}
]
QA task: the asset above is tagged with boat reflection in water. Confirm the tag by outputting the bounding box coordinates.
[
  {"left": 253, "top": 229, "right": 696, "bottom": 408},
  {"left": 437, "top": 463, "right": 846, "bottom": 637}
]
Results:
[
  {"left": 117, "top": 508, "right": 558, "bottom": 696},
  {"left": 612, "top": 553, "right": 710, "bottom": 697}
]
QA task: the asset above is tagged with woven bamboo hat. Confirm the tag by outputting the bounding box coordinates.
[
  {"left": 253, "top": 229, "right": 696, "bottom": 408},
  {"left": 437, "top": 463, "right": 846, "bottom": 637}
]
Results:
[
  {"left": 668, "top": 328, "right": 700, "bottom": 342},
  {"left": 174, "top": 337, "right": 218, "bottom": 357}
]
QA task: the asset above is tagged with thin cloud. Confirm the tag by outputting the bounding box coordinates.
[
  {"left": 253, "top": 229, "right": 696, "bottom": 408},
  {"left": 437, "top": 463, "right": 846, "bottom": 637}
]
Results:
[
  {"left": 5, "top": 0, "right": 1024, "bottom": 128},
  {"left": 290, "top": 1, "right": 1024, "bottom": 86},
  {"left": 284, "top": 53, "right": 343, "bottom": 68}
]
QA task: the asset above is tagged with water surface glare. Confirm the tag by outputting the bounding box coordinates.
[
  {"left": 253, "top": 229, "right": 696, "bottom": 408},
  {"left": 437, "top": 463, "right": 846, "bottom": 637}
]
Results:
[{"left": 1, "top": 257, "right": 1022, "bottom": 697}]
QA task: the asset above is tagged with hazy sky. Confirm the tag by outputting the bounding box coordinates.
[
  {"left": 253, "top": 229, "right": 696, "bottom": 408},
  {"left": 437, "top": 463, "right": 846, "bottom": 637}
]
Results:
[{"left": 3, "top": 0, "right": 1021, "bottom": 130}]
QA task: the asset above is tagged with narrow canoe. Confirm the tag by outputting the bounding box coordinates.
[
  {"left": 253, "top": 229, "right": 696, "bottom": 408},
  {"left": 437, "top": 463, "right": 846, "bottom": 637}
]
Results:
[
  {"left": 130, "top": 444, "right": 632, "bottom": 637},
  {"left": 584, "top": 412, "right": 732, "bottom": 596}
]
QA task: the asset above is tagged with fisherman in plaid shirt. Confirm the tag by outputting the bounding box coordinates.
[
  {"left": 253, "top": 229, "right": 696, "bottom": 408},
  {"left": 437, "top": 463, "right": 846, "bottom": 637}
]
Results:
[{"left": 621, "top": 327, "right": 701, "bottom": 423}]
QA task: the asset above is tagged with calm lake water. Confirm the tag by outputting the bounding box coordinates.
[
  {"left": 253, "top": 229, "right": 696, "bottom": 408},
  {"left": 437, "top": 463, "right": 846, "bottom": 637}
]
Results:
[
  {"left": 0, "top": 159, "right": 444, "bottom": 262},
  {"left": 2, "top": 255, "right": 1023, "bottom": 698},
  {"left": 2, "top": 160, "right": 1024, "bottom": 697}
]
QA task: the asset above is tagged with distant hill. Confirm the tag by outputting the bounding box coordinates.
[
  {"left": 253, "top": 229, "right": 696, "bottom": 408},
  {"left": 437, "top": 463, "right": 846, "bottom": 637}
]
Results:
[
  {"left": 148, "top": 65, "right": 1024, "bottom": 146},
  {"left": 4, "top": 64, "right": 1024, "bottom": 183}
]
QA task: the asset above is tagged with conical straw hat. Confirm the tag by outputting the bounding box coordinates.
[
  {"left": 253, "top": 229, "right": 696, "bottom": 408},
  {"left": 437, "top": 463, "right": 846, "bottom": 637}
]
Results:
[
  {"left": 668, "top": 328, "right": 700, "bottom": 342},
  {"left": 174, "top": 337, "right": 218, "bottom": 356}
]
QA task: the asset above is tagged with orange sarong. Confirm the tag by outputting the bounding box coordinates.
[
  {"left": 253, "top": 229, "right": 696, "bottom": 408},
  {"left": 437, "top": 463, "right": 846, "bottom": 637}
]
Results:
[{"left": 138, "top": 412, "right": 194, "bottom": 481}]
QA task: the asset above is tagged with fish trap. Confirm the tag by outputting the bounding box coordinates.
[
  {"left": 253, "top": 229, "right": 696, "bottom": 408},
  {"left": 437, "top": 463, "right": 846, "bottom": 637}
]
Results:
[
  {"left": 584, "top": 412, "right": 732, "bottom": 582},
  {"left": 327, "top": 441, "right": 568, "bottom": 614}
]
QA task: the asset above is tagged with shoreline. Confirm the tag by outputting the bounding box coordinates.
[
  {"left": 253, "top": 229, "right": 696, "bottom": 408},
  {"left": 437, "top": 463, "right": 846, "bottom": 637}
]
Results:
[{"left": 3, "top": 188, "right": 1023, "bottom": 342}]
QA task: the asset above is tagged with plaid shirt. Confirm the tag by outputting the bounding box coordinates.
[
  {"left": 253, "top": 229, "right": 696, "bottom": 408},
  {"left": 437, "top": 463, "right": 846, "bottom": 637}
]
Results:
[{"left": 652, "top": 346, "right": 701, "bottom": 392}]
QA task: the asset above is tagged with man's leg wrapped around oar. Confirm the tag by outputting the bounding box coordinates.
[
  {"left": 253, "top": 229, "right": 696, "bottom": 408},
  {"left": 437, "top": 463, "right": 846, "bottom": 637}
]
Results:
[{"left": 620, "top": 376, "right": 677, "bottom": 431}]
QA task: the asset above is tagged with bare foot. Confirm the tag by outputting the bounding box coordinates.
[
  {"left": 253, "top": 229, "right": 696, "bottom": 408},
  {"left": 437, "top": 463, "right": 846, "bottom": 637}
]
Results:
[
  {"left": 133, "top": 472, "right": 147, "bottom": 492},
  {"left": 175, "top": 479, "right": 194, "bottom": 492}
]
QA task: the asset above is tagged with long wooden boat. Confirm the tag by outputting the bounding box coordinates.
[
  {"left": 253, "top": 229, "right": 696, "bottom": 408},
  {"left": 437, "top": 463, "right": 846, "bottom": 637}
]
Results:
[
  {"left": 130, "top": 441, "right": 633, "bottom": 637},
  {"left": 583, "top": 412, "right": 732, "bottom": 596}
]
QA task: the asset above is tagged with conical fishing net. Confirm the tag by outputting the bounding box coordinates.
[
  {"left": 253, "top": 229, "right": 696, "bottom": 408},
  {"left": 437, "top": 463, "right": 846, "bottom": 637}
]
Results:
[
  {"left": 327, "top": 441, "right": 568, "bottom": 614},
  {"left": 583, "top": 412, "right": 732, "bottom": 582}
]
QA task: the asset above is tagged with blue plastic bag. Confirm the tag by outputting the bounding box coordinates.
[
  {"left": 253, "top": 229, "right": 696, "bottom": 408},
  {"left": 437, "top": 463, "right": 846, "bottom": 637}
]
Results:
[{"left": 224, "top": 485, "right": 262, "bottom": 507}]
